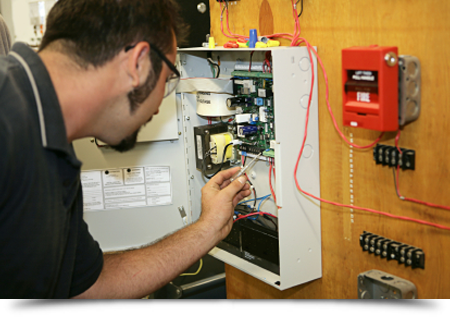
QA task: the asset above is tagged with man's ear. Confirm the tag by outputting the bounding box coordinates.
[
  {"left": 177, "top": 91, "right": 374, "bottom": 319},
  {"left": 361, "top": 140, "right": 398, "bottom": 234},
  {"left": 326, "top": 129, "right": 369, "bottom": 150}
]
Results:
[{"left": 127, "top": 42, "right": 151, "bottom": 88}]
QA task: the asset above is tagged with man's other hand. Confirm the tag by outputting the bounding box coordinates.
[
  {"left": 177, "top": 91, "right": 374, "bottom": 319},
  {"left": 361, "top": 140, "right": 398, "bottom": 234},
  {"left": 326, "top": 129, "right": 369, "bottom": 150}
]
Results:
[{"left": 198, "top": 167, "right": 252, "bottom": 242}]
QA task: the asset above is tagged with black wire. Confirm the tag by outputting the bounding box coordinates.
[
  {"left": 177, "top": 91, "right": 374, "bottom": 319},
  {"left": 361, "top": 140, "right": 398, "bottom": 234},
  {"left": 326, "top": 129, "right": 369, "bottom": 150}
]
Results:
[
  {"left": 297, "top": 0, "right": 303, "bottom": 18},
  {"left": 202, "top": 143, "right": 233, "bottom": 179},
  {"left": 94, "top": 138, "right": 105, "bottom": 148},
  {"left": 262, "top": 215, "right": 278, "bottom": 231},
  {"left": 207, "top": 58, "right": 221, "bottom": 78}
]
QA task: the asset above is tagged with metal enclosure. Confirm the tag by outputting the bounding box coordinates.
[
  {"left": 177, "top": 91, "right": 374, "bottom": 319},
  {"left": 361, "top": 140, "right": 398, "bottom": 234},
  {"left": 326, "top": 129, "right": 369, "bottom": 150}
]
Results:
[{"left": 75, "top": 46, "right": 322, "bottom": 291}]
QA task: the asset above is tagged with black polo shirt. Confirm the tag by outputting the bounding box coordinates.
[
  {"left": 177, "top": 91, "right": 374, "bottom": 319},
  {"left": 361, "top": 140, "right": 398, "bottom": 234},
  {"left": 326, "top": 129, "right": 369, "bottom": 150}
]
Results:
[{"left": 0, "top": 43, "right": 103, "bottom": 298}]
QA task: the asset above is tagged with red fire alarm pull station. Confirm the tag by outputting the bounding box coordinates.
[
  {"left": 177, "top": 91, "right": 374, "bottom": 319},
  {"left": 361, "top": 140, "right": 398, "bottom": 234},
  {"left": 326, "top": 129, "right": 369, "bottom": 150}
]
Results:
[{"left": 342, "top": 46, "right": 399, "bottom": 132}]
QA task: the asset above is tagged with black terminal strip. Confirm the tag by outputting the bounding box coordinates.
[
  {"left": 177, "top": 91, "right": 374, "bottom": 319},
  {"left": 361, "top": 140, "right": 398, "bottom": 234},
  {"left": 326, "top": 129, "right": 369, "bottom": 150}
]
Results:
[
  {"left": 373, "top": 144, "right": 415, "bottom": 170},
  {"left": 360, "top": 231, "right": 425, "bottom": 269},
  {"left": 240, "top": 144, "right": 265, "bottom": 155}
]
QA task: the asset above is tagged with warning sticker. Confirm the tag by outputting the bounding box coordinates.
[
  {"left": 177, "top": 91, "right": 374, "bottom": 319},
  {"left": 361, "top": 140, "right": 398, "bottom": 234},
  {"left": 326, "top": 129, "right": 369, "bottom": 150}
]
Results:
[{"left": 81, "top": 166, "right": 172, "bottom": 212}]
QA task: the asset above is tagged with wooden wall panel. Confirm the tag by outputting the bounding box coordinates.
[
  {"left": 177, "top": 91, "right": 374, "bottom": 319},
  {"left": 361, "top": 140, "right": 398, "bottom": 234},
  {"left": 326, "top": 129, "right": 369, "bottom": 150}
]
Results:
[{"left": 209, "top": 0, "right": 450, "bottom": 298}]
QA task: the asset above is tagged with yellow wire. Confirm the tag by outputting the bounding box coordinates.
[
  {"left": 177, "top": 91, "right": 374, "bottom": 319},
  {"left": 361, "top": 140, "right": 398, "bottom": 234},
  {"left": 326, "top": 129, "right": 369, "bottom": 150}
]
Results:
[{"left": 180, "top": 259, "right": 203, "bottom": 276}]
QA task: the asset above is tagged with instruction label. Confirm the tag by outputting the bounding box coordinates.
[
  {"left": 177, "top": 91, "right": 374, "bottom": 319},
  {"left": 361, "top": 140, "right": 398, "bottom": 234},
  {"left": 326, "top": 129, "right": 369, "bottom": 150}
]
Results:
[{"left": 81, "top": 166, "right": 172, "bottom": 212}]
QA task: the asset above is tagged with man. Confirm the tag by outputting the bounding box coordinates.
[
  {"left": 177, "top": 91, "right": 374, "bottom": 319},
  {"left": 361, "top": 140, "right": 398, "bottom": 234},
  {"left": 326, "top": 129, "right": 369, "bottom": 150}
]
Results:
[{"left": 0, "top": 0, "right": 250, "bottom": 298}]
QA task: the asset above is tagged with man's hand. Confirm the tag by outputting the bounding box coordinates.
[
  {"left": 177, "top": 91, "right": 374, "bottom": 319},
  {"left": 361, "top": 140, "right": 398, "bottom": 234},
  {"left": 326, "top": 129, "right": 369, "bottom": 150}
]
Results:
[
  {"left": 198, "top": 167, "right": 252, "bottom": 242},
  {"left": 74, "top": 166, "right": 251, "bottom": 299}
]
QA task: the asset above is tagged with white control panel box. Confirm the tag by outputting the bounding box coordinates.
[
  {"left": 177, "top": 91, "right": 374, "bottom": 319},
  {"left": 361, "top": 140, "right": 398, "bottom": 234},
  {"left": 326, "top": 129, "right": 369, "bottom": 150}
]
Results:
[{"left": 75, "top": 46, "right": 321, "bottom": 291}]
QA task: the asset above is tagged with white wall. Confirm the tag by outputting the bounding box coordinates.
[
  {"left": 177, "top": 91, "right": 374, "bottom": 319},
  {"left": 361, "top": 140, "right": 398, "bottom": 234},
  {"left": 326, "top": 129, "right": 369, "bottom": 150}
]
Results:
[
  {"left": 1, "top": 0, "right": 56, "bottom": 45},
  {"left": 0, "top": 0, "right": 15, "bottom": 38}
]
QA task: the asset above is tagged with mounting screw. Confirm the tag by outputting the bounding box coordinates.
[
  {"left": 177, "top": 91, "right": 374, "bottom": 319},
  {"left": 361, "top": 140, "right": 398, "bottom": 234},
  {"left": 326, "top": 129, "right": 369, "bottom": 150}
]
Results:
[
  {"left": 191, "top": 175, "right": 194, "bottom": 179},
  {"left": 185, "top": 116, "right": 190, "bottom": 121},
  {"left": 178, "top": 132, "right": 182, "bottom": 135},
  {"left": 207, "top": 164, "right": 212, "bottom": 170},
  {"left": 385, "top": 52, "right": 398, "bottom": 67},
  {"left": 197, "top": 2, "right": 207, "bottom": 14}
]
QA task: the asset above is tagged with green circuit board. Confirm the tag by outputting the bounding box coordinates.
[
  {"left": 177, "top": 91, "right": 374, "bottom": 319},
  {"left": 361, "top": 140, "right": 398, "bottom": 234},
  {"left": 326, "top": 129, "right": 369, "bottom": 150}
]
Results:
[{"left": 232, "top": 74, "right": 276, "bottom": 155}]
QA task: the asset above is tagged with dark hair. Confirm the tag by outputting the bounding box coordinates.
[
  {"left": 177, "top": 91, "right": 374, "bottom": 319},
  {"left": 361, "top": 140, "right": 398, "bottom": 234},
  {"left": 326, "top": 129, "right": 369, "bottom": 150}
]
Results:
[{"left": 40, "top": 0, "right": 187, "bottom": 68}]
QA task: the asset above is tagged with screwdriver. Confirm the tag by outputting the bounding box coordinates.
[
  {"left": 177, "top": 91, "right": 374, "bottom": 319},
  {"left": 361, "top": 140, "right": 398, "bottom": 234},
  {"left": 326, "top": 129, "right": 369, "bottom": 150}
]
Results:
[{"left": 230, "top": 152, "right": 262, "bottom": 182}]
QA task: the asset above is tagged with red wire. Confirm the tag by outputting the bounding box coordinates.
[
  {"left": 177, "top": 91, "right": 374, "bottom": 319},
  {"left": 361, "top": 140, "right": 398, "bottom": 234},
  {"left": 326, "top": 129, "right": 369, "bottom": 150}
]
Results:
[
  {"left": 295, "top": 38, "right": 385, "bottom": 148},
  {"left": 394, "top": 131, "right": 450, "bottom": 211},
  {"left": 220, "top": 1, "right": 296, "bottom": 43},
  {"left": 219, "top": 0, "right": 450, "bottom": 231},
  {"left": 269, "top": 160, "right": 277, "bottom": 204},
  {"left": 269, "top": 159, "right": 281, "bottom": 209},
  {"left": 293, "top": 41, "right": 450, "bottom": 232},
  {"left": 234, "top": 211, "right": 278, "bottom": 223}
]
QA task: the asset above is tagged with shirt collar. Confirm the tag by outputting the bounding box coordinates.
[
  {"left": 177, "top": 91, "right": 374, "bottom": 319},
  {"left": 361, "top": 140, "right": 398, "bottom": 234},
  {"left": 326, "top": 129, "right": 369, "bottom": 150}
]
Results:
[{"left": 10, "top": 42, "right": 81, "bottom": 167}]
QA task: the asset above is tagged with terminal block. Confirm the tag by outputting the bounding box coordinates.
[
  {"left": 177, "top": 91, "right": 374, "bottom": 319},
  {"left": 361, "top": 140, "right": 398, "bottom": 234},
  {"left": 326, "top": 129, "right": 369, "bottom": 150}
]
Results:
[
  {"left": 360, "top": 231, "right": 425, "bottom": 269},
  {"left": 373, "top": 144, "right": 415, "bottom": 170}
]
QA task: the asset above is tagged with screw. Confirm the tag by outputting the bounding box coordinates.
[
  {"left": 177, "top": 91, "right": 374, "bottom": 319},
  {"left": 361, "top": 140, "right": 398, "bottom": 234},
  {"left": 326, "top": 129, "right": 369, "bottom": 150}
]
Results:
[
  {"left": 364, "top": 245, "right": 369, "bottom": 250},
  {"left": 406, "top": 161, "right": 411, "bottom": 167},
  {"left": 205, "top": 130, "right": 209, "bottom": 134},
  {"left": 385, "top": 52, "right": 398, "bottom": 67},
  {"left": 382, "top": 252, "right": 387, "bottom": 257},
  {"left": 207, "top": 164, "right": 212, "bottom": 170},
  {"left": 391, "top": 254, "right": 395, "bottom": 259},
  {"left": 185, "top": 116, "right": 190, "bottom": 121},
  {"left": 197, "top": 2, "right": 207, "bottom": 14},
  {"left": 407, "top": 259, "right": 412, "bottom": 265},
  {"left": 370, "top": 247, "right": 374, "bottom": 252},
  {"left": 376, "top": 249, "right": 381, "bottom": 255},
  {"left": 383, "top": 244, "right": 388, "bottom": 250},
  {"left": 407, "top": 251, "right": 412, "bottom": 258},
  {"left": 178, "top": 132, "right": 182, "bottom": 135},
  {"left": 191, "top": 175, "right": 194, "bottom": 179},
  {"left": 400, "top": 249, "right": 405, "bottom": 255},
  {"left": 400, "top": 257, "right": 405, "bottom": 263}
]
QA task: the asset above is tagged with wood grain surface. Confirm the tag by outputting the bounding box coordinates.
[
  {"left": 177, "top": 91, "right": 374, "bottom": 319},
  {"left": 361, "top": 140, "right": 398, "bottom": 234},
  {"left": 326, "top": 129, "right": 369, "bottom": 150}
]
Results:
[{"left": 209, "top": 0, "right": 450, "bottom": 299}]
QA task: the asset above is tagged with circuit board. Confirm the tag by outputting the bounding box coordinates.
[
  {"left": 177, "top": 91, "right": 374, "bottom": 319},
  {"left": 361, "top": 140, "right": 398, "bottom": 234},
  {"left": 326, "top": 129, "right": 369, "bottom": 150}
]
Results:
[{"left": 231, "top": 71, "right": 275, "bottom": 157}]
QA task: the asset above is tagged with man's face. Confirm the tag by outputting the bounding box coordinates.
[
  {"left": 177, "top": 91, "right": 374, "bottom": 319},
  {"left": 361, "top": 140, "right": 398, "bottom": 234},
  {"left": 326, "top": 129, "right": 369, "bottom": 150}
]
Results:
[{"left": 110, "top": 41, "right": 177, "bottom": 152}]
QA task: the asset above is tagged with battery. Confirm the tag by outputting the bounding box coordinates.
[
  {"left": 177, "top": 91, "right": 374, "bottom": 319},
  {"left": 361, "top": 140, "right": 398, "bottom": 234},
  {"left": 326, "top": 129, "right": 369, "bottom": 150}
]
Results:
[{"left": 239, "top": 125, "right": 258, "bottom": 136}]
